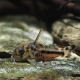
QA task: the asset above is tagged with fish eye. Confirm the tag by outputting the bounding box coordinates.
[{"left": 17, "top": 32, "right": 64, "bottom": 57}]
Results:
[{"left": 18, "top": 47, "right": 24, "bottom": 55}]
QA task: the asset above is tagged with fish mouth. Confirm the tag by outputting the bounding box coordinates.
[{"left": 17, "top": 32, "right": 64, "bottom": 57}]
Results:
[{"left": 11, "top": 55, "right": 22, "bottom": 62}]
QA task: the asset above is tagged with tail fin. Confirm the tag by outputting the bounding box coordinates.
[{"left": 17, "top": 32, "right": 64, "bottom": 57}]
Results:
[{"left": 63, "top": 45, "right": 76, "bottom": 57}]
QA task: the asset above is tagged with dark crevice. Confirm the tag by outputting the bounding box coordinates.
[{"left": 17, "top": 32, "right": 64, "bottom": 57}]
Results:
[
  {"left": 71, "top": 74, "right": 80, "bottom": 77},
  {"left": 0, "top": 52, "right": 11, "bottom": 58}
]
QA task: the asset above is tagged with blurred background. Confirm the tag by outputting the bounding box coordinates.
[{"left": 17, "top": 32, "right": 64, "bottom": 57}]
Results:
[
  {"left": 0, "top": 0, "right": 80, "bottom": 80},
  {"left": 0, "top": 0, "right": 80, "bottom": 31}
]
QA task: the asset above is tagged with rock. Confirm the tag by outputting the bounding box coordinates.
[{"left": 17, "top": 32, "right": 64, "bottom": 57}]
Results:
[
  {"left": 52, "top": 14, "right": 80, "bottom": 51},
  {"left": 0, "top": 59, "right": 80, "bottom": 80}
]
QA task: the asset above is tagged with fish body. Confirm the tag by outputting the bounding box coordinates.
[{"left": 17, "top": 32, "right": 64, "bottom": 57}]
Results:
[
  {"left": 12, "top": 42, "right": 64, "bottom": 61},
  {"left": 12, "top": 29, "right": 80, "bottom": 62}
]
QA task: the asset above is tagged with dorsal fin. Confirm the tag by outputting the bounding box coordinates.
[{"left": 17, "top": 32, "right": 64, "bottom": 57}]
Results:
[{"left": 34, "top": 28, "right": 43, "bottom": 44}]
